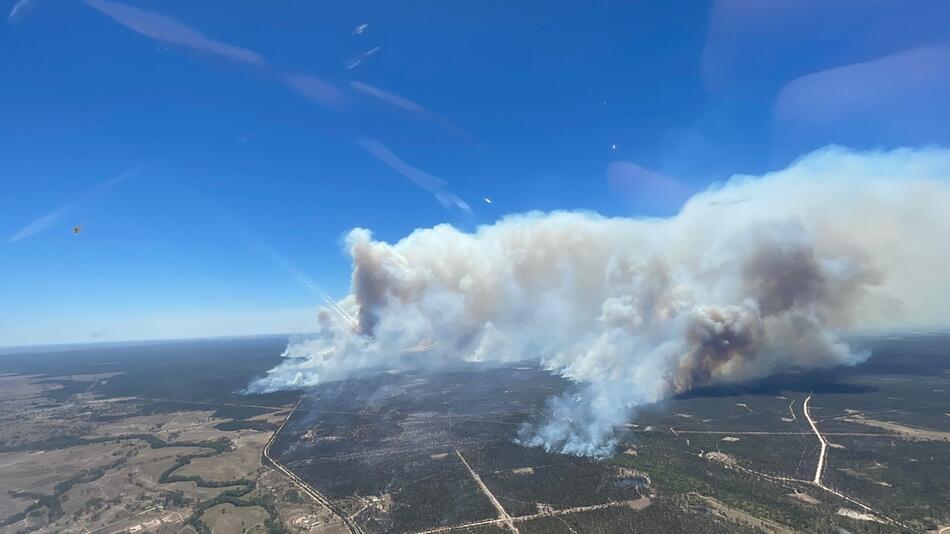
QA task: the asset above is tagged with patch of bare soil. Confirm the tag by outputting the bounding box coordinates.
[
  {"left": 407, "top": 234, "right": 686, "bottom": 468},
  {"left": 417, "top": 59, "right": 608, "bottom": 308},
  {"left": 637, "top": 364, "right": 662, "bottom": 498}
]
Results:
[
  {"left": 627, "top": 496, "right": 652, "bottom": 510},
  {"left": 843, "top": 416, "right": 950, "bottom": 441},
  {"left": 704, "top": 451, "right": 737, "bottom": 466},
  {"left": 837, "top": 507, "right": 885, "bottom": 523},
  {"left": 788, "top": 491, "right": 819, "bottom": 505},
  {"left": 688, "top": 493, "right": 794, "bottom": 534}
]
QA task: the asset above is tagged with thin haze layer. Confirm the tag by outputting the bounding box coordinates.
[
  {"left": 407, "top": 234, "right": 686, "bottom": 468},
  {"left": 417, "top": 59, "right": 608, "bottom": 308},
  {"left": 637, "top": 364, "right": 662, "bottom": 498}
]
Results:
[
  {"left": 248, "top": 146, "right": 950, "bottom": 456},
  {"left": 85, "top": 0, "right": 265, "bottom": 66}
]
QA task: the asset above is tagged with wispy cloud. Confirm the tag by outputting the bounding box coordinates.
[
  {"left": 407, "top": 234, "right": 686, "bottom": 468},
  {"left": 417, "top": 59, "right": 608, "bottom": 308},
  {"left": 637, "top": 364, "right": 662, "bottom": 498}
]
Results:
[
  {"left": 7, "top": 0, "right": 37, "bottom": 25},
  {"left": 774, "top": 45, "right": 950, "bottom": 128},
  {"left": 349, "top": 81, "right": 425, "bottom": 113},
  {"left": 8, "top": 206, "right": 69, "bottom": 244},
  {"left": 96, "top": 168, "right": 137, "bottom": 190},
  {"left": 357, "top": 137, "right": 471, "bottom": 214},
  {"left": 85, "top": 0, "right": 266, "bottom": 66},
  {"left": 349, "top": 81, "right": 462, "bottom": 134},
  {"left": 85, "top": 0, "right": 347, "bottom": 113},
  {"left": 79, "top": 1, "right": 464, "bottom": 205},
  {"left": 345, "top": 46, "right": 380, "bottom": 70},
  {"left": 258, "top": 243, "right": 359, "bottom": 330},
  {"left": 701, "top": 0, "right": 946, "bottom": 97},
  {"left": 283, "top": 74, "right": 347, "bottom": 110},
  {"left": 7, "top": 169, "right": 136, "bottom": 244},
  {"left": 80, "top": 1, "right": 450, "bottom": 126}
]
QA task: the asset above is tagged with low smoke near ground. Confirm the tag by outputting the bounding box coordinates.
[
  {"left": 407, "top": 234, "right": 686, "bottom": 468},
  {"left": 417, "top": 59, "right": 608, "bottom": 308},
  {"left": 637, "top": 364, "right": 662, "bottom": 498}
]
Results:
[{"left": 248, "top": 146, "right": 950, "bottom": 457}]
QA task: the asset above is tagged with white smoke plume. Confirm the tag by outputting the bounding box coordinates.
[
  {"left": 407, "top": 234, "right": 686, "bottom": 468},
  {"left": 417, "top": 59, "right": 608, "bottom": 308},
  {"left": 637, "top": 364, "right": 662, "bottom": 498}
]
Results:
[{"left": 247, "top": 146, "right": 950, "bottom": 456}]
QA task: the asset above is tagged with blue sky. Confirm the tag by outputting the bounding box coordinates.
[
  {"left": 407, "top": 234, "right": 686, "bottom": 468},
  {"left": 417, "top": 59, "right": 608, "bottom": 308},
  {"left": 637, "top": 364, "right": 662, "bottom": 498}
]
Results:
[{"left": 2, "top": 0, "right": 950, "bottom": 346}]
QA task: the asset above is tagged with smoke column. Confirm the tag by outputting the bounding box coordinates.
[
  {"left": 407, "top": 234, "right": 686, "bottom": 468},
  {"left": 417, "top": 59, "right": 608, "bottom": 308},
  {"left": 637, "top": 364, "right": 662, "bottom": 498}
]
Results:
[{"left": 247, "top": 146, "right": 950, "bottom": 456}]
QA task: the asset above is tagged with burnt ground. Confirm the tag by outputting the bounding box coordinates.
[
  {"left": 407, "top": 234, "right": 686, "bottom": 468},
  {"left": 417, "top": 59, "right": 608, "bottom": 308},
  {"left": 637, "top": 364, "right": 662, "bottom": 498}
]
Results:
[
  {"left": 271, "top": 333, "right": 950, "bottom": 534},
  {"left": 269, "top": 364, "right": 655, "bottom": 533}
]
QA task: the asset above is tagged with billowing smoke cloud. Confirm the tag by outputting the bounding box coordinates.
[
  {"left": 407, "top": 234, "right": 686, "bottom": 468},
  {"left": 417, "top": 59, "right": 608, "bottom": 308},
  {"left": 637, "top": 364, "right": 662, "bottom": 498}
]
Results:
[{"left": 247, "top": 146, "right": 950, "bottom": 456}]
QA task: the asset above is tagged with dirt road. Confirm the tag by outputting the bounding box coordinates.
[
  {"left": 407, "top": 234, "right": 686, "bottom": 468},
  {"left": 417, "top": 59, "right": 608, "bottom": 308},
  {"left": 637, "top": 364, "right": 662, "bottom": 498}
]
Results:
[
  {"left": 803, "top": 395, "right": 827, "bottom": 485},
  {"left": 455, "top": 448, "right": 519, "bottom": 534}
]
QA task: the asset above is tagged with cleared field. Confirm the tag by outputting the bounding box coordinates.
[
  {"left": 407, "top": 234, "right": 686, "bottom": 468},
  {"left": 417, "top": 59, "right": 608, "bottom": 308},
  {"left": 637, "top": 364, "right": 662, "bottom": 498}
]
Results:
[
  {"left": 841, "top": 415, "right": 950, "bottom": 441},
  {"left": 202, "top": 502, "right": 269, "bottom": 533},
  {"left": 176, "top": 428, "right": 271, "bottom": 482},
  {"left": 0, "top": 338, "right": 323, "bottom": 533}
]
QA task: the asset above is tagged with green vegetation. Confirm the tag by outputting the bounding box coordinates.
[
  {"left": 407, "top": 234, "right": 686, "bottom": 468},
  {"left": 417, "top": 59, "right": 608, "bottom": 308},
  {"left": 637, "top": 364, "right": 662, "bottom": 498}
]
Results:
[
  {"left": 3, "top": 453, "right": 132, "bottom": 530},
  {"left": 0, "top": 432, "right": 290, "bottom": 533},
  {"left": 211, "top": 405, "right": 274, "bottom": 420},
  {"left": 0, "top": 432, "right": 231, "bottom": 454},
  {"left": 214, "top": 419, "right": 279, "bottom": 432},
  {"left": 160, "top": 489, "right": 188, "bottom": 507}
]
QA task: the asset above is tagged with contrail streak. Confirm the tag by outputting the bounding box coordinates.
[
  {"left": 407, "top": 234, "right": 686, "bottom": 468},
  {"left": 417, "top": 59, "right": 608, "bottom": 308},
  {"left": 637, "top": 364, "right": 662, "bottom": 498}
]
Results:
[
  {"left": 85, "top": 0, "right": 345, "bottom": 111},
  {"left": 357, "top": 137, "right": 471, "bottom": 214},
  {"left": 7, "top": 0, "right": 36, "bottom": 25},
  {"left": 261, "top": 244, "right": 359, "bottom": 331},
  {"left": 85, "top": 0, "right": 265, "bottom": 66},
  {"left": 345, "top": 46, "right": 380, "bottom": 70},
  {"left": 7, "top": 169, "right": 136, "bottom": 244}
]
